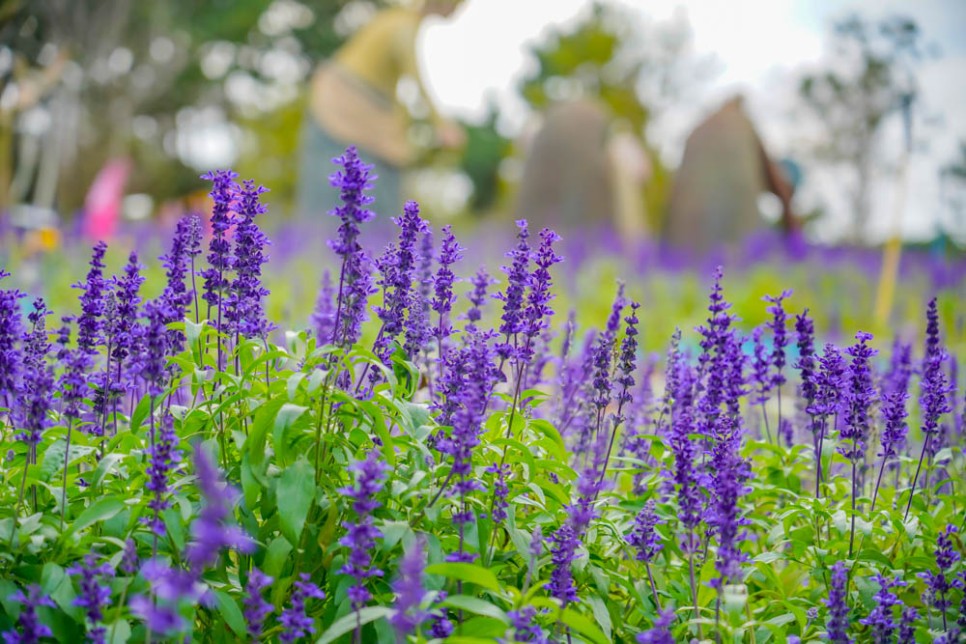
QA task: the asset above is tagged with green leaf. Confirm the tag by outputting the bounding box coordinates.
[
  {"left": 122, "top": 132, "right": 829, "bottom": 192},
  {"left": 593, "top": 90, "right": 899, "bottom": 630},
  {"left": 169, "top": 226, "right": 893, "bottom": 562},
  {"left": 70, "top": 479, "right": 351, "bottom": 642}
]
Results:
[
  {"left": 442, "top": 595, "right": 508, "bottom": 622},
  {"left": 248, "top": 398, "right": 285, "bottom": 466},
  {"left": 108, "top": 619, "right": 131, "bottom": 644},
  {"left": 66, "top": 497, "right": 125, "bottom": 536},
  {"left": 316, "top": 606, "right": 393, "bottom": 644},
  {"left": 560, "top": 608, "right": 609, "bottom": 644},
  {"left": 40, "top": 439, "right": 67, "bottom": 481},
  {"left": 213, "top": 589, "right": 247, "bottom": 637},
  {"left": 273, "top": 403, "right": 310, "bottom": 465},
  {"left": 91, "top": 453, "right": 125, "bottom": 489},
  {"left": 277, "top": 457, "right": 316, "bottom": 547},
  {"left": 425, "top": 563, "right": 501, "bottom": 594},
  {"left": 262, "top": 537, "right": 294, "bottom": 579}
]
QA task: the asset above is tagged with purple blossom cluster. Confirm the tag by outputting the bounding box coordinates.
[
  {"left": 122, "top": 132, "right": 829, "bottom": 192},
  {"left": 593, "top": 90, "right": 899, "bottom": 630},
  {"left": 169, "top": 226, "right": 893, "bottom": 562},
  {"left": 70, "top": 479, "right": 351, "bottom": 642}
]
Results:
[{"left": 339, "top": 451, "right": 389, "bottom": 608}]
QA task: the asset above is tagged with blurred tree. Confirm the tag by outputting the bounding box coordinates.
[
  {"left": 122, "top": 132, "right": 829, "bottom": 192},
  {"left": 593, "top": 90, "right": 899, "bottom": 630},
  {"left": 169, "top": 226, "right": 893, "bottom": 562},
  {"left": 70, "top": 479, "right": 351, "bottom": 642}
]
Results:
[
  {"left": 517, "top": 2, "right": 710, "bottom": 231},
  {"left": 798, "top": 14, "right": 926, "bottom": 243},
  {"left": 456, "top": 101, "right": 511, "bottom": 214},
  {"left": 0, "top": 0, "right": 389, "bottom": 220}
]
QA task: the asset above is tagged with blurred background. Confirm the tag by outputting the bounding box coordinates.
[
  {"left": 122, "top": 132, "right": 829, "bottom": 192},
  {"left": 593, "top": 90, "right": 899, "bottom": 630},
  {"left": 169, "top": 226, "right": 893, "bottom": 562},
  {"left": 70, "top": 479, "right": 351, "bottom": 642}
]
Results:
[{"left": 1, "top": 0, "right": 964, "bottom": 341}]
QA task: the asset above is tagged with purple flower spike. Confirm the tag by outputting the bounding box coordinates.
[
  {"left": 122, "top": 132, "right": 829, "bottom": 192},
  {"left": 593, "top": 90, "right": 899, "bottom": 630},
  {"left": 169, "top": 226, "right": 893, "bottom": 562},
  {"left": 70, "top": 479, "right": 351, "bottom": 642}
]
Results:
[
  {"left": 858, "top": 573, "right": 907, "bottom": 642},
  {"left": 897, "top": 607, "right": 918, "bottom": 644},
  {"left": 628, "top": 500, "right": 663, "bottom": 564},
  {"left": 143, "top": 411, "right": 181, "bottom": 536},
  {"left": 918, "top": 524, "right": 962, "bottom": 629},
  {"left": 390, "top": 536, "right": 428, "bottom": 638},
  {"left": 763, "top": 289, "right": 792, "bottom": 388},
  {"left": 243, "top": 568, "right": 274, "bottom": 640},
  {"left": 506, "top": 606, "right": 547, "bottom": 643},
  {"left": 328, "top": 147, "right": 376, "bottom": 349},
  {"left": 16, "top": 300, "right": 54, "bottom": 447},
  {"left": 906, "top": 298, "right": 952, "bottom": 520},
  {"left": 495, "top": 220, "right": 531, "bottom": 362},
  {"left": 465, "top": 267, "right": 494, "bottom": 326},
  {"left": 432, "top": 225, "right": 464, "bottom": 353},
  {"left": 200, "top": 170, "right": 238, "bottom": 327},
  {"left": 0, "top": 276, "right": 24, "bottom": 415},
  {"left": 3, "top": 584, "right": 56, "bottom": 644},
  {"left": 280, "top": 573, "right": 325, "bottom": 643},
  {"left": 225, "top": 179, "right": 273, "bottom": 339},
  {"left": 68, "top": 554, "right": 114, "bottom": 644},
  {"left": 518, "top": 227, "right": 562, "bottom": 364},
  {"left": 636, "top": 608, "right": 675, "bottom": 644},
  {"left": 825, "top": 562, "right": 852, "bottom": 644},
  {"left": 312, "top": 269, "right": 337, "bottom": 346},
  {"left": 338, "top": 451, "right": 389, "bottom": 608},
  {"left": 839, "top": 332, "right": 877, "bottom": 464},
  {"left": 185, "top": 446, "right": 253, "bottom": 572}
]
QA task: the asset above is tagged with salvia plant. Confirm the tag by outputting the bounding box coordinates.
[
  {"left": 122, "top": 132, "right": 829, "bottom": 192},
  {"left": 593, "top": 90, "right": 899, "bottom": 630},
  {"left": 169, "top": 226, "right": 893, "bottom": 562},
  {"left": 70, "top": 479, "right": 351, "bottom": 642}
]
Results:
[{"left": 0, "top": 145, "right": 964, "bottom": 644}]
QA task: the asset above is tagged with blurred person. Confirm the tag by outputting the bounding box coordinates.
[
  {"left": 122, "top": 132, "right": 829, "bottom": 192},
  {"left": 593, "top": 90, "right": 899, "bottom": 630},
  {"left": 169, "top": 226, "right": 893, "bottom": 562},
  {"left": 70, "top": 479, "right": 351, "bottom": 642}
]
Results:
[
  {"left": 296, "top": 0, "right": 466, "bottom": 221},
  {"left": 513, "top": 99, "right": 651, "bottom": 242},
  {"left": 663, "top": 95, "right": 799, "bottom": 254}
]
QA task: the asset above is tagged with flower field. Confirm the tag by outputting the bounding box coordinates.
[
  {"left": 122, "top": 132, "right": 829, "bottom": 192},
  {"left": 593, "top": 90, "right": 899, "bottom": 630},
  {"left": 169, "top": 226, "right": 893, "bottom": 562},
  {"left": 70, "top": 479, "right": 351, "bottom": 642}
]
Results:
[{"left": 0, "top": 146, "right": 964, "bottom": 643}]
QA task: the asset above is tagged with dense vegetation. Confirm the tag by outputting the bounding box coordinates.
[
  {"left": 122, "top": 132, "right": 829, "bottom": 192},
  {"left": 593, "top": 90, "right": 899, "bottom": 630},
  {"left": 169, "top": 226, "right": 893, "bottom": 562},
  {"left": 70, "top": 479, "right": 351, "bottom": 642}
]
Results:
[{"left": 0, "top": 147, "right": 963, "bottom": 643}]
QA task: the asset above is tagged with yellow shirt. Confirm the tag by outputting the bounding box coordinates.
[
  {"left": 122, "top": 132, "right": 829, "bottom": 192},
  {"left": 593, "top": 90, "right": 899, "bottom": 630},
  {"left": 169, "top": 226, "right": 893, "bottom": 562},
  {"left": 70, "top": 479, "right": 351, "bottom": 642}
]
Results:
[{"left": 309, "top": 8, "right": 438, "bottom": 166}]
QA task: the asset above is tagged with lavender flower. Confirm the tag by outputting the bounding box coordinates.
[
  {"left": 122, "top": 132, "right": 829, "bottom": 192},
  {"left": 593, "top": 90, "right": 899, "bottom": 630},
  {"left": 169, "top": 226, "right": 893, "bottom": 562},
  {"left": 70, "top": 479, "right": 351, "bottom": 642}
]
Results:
[
  {"left": 487, "top": 463, "right": 511, "bottom": 524},
  {"left": 111, "top": 252, "right": 145, "bottom": 394},
  {"left": 68, "top": 554, "right": 114, "bottom": 644},
  {"left": 143, "top": 411, "right": 181, "bottom": 536},
  {"left": 225, "top": 179, "right": 272, "bottom": 339},
  {"left": 311, "top": 270, "right": 337, "bottom": 346},
  {"left": 120, "top": 539, "right": 138, "bottom": 576},
  {"left": 243, "top": 569, "right": 274, "bottom": 640},
  {"left": 628, "top": 500, "right": 663, "bottom": 563},
  {"left": 636, "top": 608, "right": 675, "bottom": 644},
  {"left": 840, "top": 332, "right": 877, "bottom": 555},
  {"left": 465, "top": 267, "right": 493, "bottom": 327},
  {"left": 328, "top": 147, "right": 376, "bottom": 348},
  {"left": 614, "top": 302, "right": 641, "bottom": 418},
  {"left": 390, "top": 536, "right": 428, "bottom": 638},
  {"left": 750, "top": 326, "right": 772, "bottom": 406},
  {"left": 374, "top": 200, "right": 427, "bottom": 362},
  {"left": 140, "top": 299, "right": 171, "bottom": 399},
  {"left": 279, "top": 573, "right": 325, "bottom": 643},
  {"left": 403, "top": 225, "right": 434, "bottom": 361},
  {"left": 75, "top": 241, "right": 108, "bottom": 357},
  {"left": 897, "top": 607, "right": 918, "bottom": 644},
  {"left": 159, "top": 215, "right": 200, "bottom": 318},
  {"left": 495, "top": 220, "right": 530, "bottom": 362},
  {"left": 518, "top": 228, "right": 562, "bottom": 364},
  {"left": 918, "top": 524, "right": 962, "bottom": 630},
  {"left": 505, "top": 606, "right": 547, "bottom": 643},
  {"left": 858, "top": 573, "right": 907, "bottom": 643},
  {"left": 764, "top": 289, "right": 792, "bottom": 389},
  {"left": 185, "top": 446, "right": 253, "bottom": 571},
  {"left": 0, "top": 281, "right": 24, "bottom": 414},
  {"left": 339, "top": 451, "right": 389, "bottom": 607},
  {"left": 431, "top": 225, "right": 464, "bottom": 357},
  {"left": 200, "top": 169, "right": 238, "bottom": 327},
  {"left": 3, "top": 584, "right": 55, "bottom": 644},
  {"left": 904, "top": 299, "right": 954, "bottom": 523},
  {"left": 825, "top": 561, "right": 852, "bottom": 644},
  {"left": 546, "top": 470, "right": 599, "bottom": 606},
  {"left": 795, "top": 311, "right": 817, "bottom": 428},
  {"left": 17, "top": 300, "right": 54, "bottom": 447},
  {"left": 838, "top": 333, "right": 877, "bottom": 462}
]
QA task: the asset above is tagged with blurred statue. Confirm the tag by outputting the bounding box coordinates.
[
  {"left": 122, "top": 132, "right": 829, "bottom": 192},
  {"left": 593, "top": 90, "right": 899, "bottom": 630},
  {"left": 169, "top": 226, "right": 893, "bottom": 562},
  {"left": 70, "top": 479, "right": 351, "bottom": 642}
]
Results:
[
  {"left": 296, "top": 0, "right": 466, "bottom": 220},
  {"left": 514, "top": 100, "right": 650, "bottom": 241},
  {"left": 663, "top": 95, "right": 798, "bottom": 253}
]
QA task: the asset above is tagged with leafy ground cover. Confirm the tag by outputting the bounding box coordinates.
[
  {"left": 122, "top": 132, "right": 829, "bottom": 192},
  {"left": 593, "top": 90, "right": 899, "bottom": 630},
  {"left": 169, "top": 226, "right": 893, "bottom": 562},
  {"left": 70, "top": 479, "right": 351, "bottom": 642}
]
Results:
[{"left": 0, "top": 147, "right": 964, "bottom": 643}]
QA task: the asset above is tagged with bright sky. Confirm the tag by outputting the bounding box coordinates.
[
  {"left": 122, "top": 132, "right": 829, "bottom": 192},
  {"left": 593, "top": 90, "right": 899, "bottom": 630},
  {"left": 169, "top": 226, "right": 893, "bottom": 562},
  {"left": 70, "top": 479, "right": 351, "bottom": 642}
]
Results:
[{"left": 418, "top": 0, "right": 966, "bottom": 242}]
